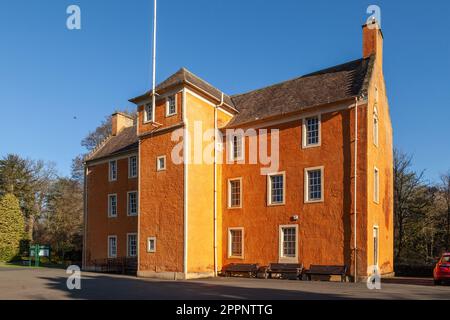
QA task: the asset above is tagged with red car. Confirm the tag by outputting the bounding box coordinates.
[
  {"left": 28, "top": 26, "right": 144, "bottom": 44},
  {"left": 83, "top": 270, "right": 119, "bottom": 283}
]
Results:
[{"left": 434, "top": 253, "right": 450, "bottom": 285}]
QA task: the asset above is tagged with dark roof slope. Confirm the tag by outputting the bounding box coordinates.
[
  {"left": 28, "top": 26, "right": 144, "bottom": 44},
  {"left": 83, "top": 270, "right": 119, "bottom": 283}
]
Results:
[
  {"left": 92, "top": 56, "right": 374, "bottom": 161},
  {"left": 130, "top": 68, "right": 235, "bottom": 109},
  {"left": 227, "top": 56, "right": 374, "bottom": 127},
  {"left": 85, "top": 126, "right": 138, "bottom": 162}
]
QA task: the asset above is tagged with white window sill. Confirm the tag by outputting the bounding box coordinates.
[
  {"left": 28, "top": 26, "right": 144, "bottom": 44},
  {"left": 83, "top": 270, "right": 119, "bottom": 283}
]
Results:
[
  {"left": 267, "top": 202, "right": 285, "bottom": 207},
  {"left": 278, "top": 257, "right": 298, "bottom": 263},
  {"left": 228, "top": 255, "right": 244, "bottom": 260},
  {"left": 304, "top": 199, "right": 324, "bottom": 204},
  {"left": 302, "top": 143, "right": 321, "bottom": 149}
]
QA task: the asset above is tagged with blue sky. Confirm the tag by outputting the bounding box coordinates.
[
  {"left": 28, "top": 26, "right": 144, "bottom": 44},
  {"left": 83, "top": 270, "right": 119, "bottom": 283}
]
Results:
[{"left": 0, "top": 0, "right": 449, "bottom": 182}]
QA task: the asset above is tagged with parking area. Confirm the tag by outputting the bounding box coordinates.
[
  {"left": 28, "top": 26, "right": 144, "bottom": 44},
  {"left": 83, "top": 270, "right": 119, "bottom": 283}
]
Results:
[{"left": 0, "top": 267, "right": 449, "bottom": 300}]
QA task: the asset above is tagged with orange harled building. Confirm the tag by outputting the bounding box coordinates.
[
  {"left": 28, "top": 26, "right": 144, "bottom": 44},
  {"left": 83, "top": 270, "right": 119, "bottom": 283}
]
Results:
[{"left": 83, "top": 21, "right": 394, "bottom": 280}]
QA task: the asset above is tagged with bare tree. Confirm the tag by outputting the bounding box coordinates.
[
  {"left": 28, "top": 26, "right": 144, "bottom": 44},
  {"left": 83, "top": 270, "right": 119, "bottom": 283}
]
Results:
[
  {"left": 394, "top": 148, "right": 433, "bottom": 262},
  {"left": 441, "top": 172, "right": 450, "bottom": 251}
]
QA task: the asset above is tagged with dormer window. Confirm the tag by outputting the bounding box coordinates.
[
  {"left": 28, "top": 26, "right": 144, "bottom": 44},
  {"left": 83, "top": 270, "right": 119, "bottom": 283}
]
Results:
[
  {"left": 144, "top": 103, "right": 153, "bottom": 123},
  {"left": 166, "top": 95, "right": 177, "bottom": 116}
]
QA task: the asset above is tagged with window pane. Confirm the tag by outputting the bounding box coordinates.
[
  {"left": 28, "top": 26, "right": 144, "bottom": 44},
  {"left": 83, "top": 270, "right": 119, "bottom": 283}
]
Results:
[
  {"left": 145, "top": 104, "right": 153, "bottom": 122},
  {"left": 308, "top": 170, "right": 322, "bottom": 201},
  {"left": 373, "top": 116, "right": 378, "bottom": 145},
  {"left": 230, "top": 230, "right": 242, "bottom": 257},
  {"left": 282, "top": 227, "right": 296, "bottom": 257},
  {"left": 129, "top": 157, "right": 137, "bottom": 177},
  {"left": 128, "top": 235, "right": 137, "bottom": 257},
  {"left": 148, "top": 238, "right": 156, "bottom": 252},
  {"left": 168, "top": 96, "right": 176, "bottom": 114},
  {"left": 158, "top": 157, "right": 165, "bottom": 170},
  {"left": 128, "top": 192, "right": 137, "bottom": 215},
  {"left": 230, "top": 180, "right": 241, "bottom": 207},
  {"left": 306, "top": 116, "right": 319, "bottom": 145},
  {"left": 109, "top": 195, "right": 117, "bottom": 216},
  {"left": 232, "top": 135, "right": 242, "bottom": 159},
  {"left": 110, "top": 161, "right": 117, "bottom": 180},
  {"left": 374, "top": 169, "right": 379, "bottom": 202},
  {"left": 109, "top": 237, "right": 117, "bottom": 257},
  {"left": 271, "top": 175, "right": 284, "bottom": 204}
]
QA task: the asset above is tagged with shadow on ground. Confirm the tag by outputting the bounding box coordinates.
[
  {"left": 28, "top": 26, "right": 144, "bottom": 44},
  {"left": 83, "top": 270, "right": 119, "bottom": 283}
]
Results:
[{"left": 39, "top": 274, "right": 353, "bottom": 300}]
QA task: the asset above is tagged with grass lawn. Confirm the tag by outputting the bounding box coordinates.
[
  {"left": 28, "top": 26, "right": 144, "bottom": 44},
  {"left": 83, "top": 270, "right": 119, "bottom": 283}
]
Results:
[{"left": 0, "top": 261, "right": 66, "bottom": 269}]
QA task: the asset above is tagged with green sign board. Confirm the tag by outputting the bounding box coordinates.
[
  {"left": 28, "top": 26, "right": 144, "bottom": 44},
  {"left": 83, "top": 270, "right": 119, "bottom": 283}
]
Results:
[{"left": 29, "top": 244, "right": 51, "bottom": 267}]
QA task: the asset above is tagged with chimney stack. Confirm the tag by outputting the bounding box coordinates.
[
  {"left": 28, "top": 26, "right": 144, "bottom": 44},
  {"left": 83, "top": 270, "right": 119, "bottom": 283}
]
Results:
[
  {"left": 362, "top": 19, "right": 383, "bottom": 66},
  {"left": 111, "top": 112, "right": 133, "bottom": 136}
]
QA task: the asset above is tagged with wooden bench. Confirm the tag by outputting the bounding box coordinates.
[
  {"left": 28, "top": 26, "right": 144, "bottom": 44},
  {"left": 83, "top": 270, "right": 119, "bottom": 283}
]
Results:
[
  {"left": 223, "top": 263, "right": 259, "bottom": 278},
  {"left": 305, "top": 265, "right": 348, "bottom": 282},
  {"left": 265, "top": 263, "right": 304, "bottom": 279}
]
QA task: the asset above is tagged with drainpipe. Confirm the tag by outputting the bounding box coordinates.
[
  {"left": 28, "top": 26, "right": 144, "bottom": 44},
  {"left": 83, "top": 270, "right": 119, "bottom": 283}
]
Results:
[
  {"left": 214, "top": 93, "right": 224, "bottom": 277},
  {"left": 353, "top": 96, "right": 358, "bottom": 283}
]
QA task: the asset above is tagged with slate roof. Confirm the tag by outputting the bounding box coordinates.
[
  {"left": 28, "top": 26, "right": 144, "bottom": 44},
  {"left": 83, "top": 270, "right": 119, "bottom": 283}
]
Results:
[
  {"left": 85, "top": 126, "right": 138, "bottom": 162},
  {"left": 88, "top": 55, "right": 374, "bottom": 162},
  {"left": 227, "top": 56, "right": 374, "bottom": 127},
  {"left": 129, "top": 68, "right": 236, "bottom": 110}
]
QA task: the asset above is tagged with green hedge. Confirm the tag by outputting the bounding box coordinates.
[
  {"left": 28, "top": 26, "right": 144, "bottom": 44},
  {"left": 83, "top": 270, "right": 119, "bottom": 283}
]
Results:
[{"left": 0, "top": 194, "right": 26, "bottom": 262}]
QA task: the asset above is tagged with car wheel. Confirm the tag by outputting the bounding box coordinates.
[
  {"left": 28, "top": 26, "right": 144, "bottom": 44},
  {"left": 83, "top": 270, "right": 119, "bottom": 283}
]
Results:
[{"left": 434, "top": 279, "right": 441, "bottom": 286}]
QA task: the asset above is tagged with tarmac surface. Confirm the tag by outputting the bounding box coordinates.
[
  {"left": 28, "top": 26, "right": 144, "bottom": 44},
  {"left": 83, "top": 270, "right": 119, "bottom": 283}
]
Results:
[{"left": 0, "top": 267, "right": 449, "bottom": 300}]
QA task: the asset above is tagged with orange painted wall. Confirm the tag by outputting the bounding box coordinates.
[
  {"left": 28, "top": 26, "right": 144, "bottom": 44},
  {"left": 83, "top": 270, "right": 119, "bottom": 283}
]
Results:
[
  {"left": 365, "top": 57, "right": 394, "bottom": 275},
  {"left": 85, "top": 155, "right": 138, "bottom": 265},
  {"left": 137, "top": 91, "right": 183, "bottom": 136},
  {"left": 138, "top": 128, "right": 185, "bottom": 274},
  {"left": 185, "top": 92, "right": 215, "bottom": 274},
  {"left": 220, "top": 102, "right": 370, "bottom": 276}
]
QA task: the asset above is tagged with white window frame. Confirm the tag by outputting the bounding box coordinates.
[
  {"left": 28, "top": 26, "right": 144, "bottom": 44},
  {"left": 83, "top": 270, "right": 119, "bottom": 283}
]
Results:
[
  {"left": 156, "top": 155, "right": 166, "bottom": 171},
  {"left": 147, "top": 237, "right": 156, "bottom": 253},
  {"left": 373, "top": 107, "right": 379, "bottom": 147},
  {"left": 227, "top": 178, "right": 242, "bottom": 209},
  {"left": 109, "top": 160, "right": 117, "bottom": 181},
  {"left": 127, "top": 233, "right": 137, "bottom": 257},
  {"left": 127, "top": 191, "right": 138, "bottom": 216},
  {"left": 165, "top": 95, "right": 177, "bottom": 117},
  {"left": 228, "top": 227, "right": 244, "bottom": 259},
  {"left": 229, "top": 133, "right": 244, "bottom": 162},
  {"left": 267, "top": 172, "right": 286, "bottom": 206},
  {"left": 373, "top": 226, "right": 379, "bottom": 267},
  {"left": 144, "top": 103, "right": 154, "bottom": 123},
  {"left": 279, "top": 225, "right": 298, "bottom": 263},
  {"left": 304, "top": 166, "right": 324, "bottom": 203},
  {"left": 108, "top": 235, "right": 117, "bottom": 258},
  {"left": 302, "top": 114, "right": 321, "bottom": 148},
  {"left": 128, "top": 156, "right": 138, "bottom": 178},
  {"left": 374, "top": 167, "right": 380, "bottom": 204},
  {"left": 108, "top": 194, "right": 118, "bottom": 218}
]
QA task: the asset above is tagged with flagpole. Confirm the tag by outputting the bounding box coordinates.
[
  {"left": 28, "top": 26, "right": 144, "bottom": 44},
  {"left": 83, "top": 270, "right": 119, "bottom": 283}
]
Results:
[{"left": 151, "top": 0, "right": 157, "bottom": 122}]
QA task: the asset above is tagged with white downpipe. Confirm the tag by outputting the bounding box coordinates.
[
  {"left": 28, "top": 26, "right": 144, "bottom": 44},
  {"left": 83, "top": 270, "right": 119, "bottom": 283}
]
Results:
[
  {"left": 183, "top": 89, "right": 188, "bottom": 277},
  {"left": 354, "top": 97, "right": 358, "bottom": 283},
  {"left": 214, "top": 93, "right": 224, "bottom": 277},
  {"left": 151, "top": 0, "right": 157, "bottom": 122}
]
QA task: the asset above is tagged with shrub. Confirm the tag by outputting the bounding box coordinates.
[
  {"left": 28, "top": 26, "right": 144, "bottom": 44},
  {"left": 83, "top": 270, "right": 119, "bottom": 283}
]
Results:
[{"left": 0, "top": 194, "right": 25, "bottom": 262}]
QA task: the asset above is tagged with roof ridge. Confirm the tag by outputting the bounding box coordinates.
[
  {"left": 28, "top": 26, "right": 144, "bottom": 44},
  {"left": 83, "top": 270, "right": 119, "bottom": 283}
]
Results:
[
  {"left": 181, "top": 67, "right": 230, "bottom": 98},
  {"left": 85, "top": 134, "right": 114, "bottom": 161},
  {"left": 231, "top": 57, "right": 367, "bottom": 99}
]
